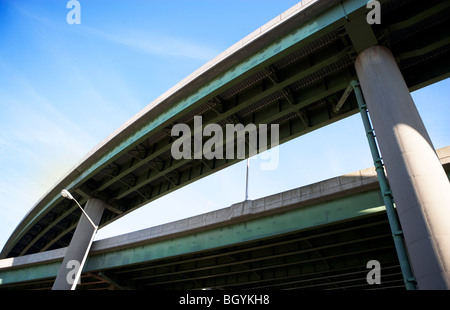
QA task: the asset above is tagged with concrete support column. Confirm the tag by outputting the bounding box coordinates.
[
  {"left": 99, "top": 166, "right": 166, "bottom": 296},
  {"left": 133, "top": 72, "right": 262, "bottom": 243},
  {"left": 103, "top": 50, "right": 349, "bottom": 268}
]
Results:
[
  {"left": 355, "top": 45, "right": 450, "bottom": 289},
  {"left": 52, "top": 198, "right": 105, "bottom": 290}
]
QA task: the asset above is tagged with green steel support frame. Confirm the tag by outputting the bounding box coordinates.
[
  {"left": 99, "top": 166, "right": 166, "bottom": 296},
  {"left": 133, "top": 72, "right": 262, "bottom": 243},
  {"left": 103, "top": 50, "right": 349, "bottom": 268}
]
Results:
[{"left": 350, "top": 80, "right": 416, "bottom": 290}]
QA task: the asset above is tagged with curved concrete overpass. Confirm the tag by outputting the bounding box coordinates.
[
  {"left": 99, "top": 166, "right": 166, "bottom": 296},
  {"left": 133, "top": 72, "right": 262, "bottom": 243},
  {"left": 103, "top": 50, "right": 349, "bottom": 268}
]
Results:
[{"left": 2, "top": 0, "right": 450, "bottom": 262}]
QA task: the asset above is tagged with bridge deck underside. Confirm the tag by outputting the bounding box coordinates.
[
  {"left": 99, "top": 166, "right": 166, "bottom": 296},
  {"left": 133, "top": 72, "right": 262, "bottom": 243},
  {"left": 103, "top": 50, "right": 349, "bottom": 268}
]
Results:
[
  {"left": 2, "top": 161, "right": 448, "bottom": 290},
  {"left": 1, "top": 210, "right": 402, "bottom": 290}
]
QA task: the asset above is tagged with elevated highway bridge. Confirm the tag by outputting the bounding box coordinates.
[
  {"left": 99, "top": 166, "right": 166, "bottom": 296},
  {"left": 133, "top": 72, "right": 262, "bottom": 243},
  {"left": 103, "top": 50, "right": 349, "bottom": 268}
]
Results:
[
  {"left": 1, "top": 0, "right": 450, "bottom": 289},
  {"left": 0, "top": 148, "right": 446, "bottom": 290}
]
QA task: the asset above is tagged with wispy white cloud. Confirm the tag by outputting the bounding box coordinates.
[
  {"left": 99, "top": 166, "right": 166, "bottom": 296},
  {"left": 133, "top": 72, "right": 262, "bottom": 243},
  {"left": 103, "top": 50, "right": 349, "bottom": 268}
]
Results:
[
  {"left": 11, "top": 0, "right": 220, "bottom": 64},
  {"left": 79, "top": 26, "right": 220, "bottom": 62}
]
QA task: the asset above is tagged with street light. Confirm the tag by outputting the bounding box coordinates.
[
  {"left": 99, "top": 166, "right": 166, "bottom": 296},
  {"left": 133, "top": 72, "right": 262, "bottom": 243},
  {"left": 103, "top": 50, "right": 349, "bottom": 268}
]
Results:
[
  {"left": 60, "top": 189, "right": 98, "bottom": 290},
  {"left": 61, "top": 189, "right": 98, "bottom": 229}
]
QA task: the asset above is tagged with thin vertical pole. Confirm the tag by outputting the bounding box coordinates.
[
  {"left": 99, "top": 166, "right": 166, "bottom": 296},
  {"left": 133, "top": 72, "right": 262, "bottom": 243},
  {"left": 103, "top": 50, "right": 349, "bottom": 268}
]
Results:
[{"left": 245, "top": 158, "right": 249, "bottom": 201}]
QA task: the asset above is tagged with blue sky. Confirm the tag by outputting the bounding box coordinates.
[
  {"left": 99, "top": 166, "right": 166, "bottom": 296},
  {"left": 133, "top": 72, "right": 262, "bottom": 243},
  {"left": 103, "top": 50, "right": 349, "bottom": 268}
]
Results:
[{"left": 0, "top": 0, "right": 449, "bottom": 250}]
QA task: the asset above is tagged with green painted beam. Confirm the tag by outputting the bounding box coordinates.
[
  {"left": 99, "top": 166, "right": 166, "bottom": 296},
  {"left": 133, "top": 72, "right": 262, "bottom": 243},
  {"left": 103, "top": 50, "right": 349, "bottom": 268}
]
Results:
[
  {"left": 0, "top": 262, "right": 60, "bottom": 286},
  {"left": 0, "top": 189, "right": 384, "bottom": 285},
  {"left": 87, "top": 191, "right": 384, "bottom": 271}
]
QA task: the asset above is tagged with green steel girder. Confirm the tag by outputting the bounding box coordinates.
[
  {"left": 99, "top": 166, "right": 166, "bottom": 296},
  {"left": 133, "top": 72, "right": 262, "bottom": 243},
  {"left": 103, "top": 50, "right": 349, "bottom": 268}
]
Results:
[
  {"left": 134, "top": 234, "right": 392, "bottom": 283},
  {"left": 116, "top": 218, "right": 389, "bottom": 277},
  {"left": 144, "top": 244, "right": 395, "bottom": 289},
  {"left": 0, "top": 188, "right": 386, "bottom": 287},
  {"left": 88, "top": 190, "right": 386, "bottom": 272}
]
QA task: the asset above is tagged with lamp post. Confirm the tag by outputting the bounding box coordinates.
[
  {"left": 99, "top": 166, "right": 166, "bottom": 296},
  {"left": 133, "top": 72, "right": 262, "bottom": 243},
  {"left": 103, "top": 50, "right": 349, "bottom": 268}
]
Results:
[
  {"left": 61, "top": 189, "right": 98, "bottom": 230},
  {"left": 245, "top": 159, "right": 249, "bottom": 201},
  {"left": 60, "top": 189, "right": 98, "bottom": 290}
]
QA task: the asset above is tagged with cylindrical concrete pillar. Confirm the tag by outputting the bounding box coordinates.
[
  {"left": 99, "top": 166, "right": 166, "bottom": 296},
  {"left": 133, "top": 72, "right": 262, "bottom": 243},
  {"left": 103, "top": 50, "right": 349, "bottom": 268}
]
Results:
[
  {"left": 52, "top": 198, "right": 105, "bottom": 290},
  {"left": 355, "top": 45, "right": 450, "bottom": 289}
]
